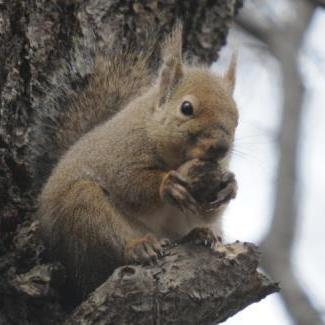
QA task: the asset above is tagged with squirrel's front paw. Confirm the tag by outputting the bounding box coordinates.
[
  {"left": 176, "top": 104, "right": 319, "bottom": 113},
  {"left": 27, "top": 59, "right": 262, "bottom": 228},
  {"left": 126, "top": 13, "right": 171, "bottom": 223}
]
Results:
[
  {"left": 125, "top": 234, "right": 169, "bottom": 265},
  {"left": 170, "top": 159, "right": 237, "bottom": 213},
  {"left": 207, "top": 171, "right": 237, "bottom": 210},
  {"left": 160, "top": 171, "right": 199, "bottom": 215}
]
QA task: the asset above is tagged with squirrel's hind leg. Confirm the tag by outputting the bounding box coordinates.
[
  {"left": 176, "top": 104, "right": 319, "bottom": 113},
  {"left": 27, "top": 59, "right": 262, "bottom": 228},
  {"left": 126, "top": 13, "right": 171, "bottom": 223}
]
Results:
[{"left": 42, "top": 179, "right": 142, "bottom": 299}]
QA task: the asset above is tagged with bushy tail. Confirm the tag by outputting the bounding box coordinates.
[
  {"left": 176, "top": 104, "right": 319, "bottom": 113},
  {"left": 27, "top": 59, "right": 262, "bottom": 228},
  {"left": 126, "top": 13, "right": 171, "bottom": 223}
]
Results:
[{"left": 31, "top": 37, "right": 156, "bottom": 190}]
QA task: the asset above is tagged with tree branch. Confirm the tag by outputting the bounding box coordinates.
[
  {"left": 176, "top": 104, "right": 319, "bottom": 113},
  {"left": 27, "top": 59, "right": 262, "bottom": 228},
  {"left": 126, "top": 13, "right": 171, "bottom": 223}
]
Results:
[
  {"left": 236, "top": 1, "right": 323, "bottom": 323},
  {"left": 65, "top": 242, "right": 278, "bottom": 324},
  {"left": 0, "top": 222, "right": 278, "bottom": 324},
  {"left": 309, "top": 0, "right": 325, "bottom": 7}
]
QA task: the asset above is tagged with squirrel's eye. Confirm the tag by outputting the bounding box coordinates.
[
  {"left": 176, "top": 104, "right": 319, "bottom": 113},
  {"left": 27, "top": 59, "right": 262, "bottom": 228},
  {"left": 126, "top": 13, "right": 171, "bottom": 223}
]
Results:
[{"left": 180, "top": 101, "right": 194, "bottom": 116}]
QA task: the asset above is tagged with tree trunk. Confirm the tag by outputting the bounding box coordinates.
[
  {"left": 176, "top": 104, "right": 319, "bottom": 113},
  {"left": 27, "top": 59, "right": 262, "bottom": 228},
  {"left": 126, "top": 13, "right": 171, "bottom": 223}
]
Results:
[{"left": 0, "top": 1, "right": 278, "bottom": 324}]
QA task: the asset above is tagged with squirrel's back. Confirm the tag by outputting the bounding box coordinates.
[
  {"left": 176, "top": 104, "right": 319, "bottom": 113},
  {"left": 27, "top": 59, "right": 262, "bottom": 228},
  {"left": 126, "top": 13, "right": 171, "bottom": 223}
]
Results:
[{"left": 31, "top": 46, "right": 154, "bottom": 187}]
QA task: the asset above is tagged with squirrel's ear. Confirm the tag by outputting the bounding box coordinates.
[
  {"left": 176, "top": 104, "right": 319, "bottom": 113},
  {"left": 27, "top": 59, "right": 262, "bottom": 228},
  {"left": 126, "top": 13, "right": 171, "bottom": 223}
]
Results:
[
  {"left": 157, "top": 23, "right": 184, "bottom": 107},
  {"left": 223, "top": 52, "right": 237, "bottom": 95}
]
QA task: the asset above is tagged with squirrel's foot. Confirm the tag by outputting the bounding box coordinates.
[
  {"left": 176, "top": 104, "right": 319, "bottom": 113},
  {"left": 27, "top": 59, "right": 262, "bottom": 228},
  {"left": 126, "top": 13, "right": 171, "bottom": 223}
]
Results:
[
  {"left": 125, "top": 234, "right": 169, "bottom": 265},
  {"left": 160, "top": 170, "right": 199, "bottom": 215},
  {"left": 179, "top": 227, "right": 220, "bottom": 249},
  {"left": 206, "top": 171, "right": 237, "bottom": 211}
]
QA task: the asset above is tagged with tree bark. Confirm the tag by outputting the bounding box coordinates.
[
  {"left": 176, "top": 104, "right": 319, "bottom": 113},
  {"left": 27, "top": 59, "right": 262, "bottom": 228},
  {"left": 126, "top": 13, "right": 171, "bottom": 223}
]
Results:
[
  {"left": 0, "top": 0, "right": 279, "bottom": 324},
  {"left": 1, "top": 222, "right": 278, "bottom": 325},
  {"left": 66, "top": 241, "right": 277, "bottom": 325}
]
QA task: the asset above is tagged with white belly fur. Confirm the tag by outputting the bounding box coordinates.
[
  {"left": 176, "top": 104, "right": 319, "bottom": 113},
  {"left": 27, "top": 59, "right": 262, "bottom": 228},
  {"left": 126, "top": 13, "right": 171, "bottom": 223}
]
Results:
[{"left": 139, "top": 204, "right": 223, "bottom": 240}]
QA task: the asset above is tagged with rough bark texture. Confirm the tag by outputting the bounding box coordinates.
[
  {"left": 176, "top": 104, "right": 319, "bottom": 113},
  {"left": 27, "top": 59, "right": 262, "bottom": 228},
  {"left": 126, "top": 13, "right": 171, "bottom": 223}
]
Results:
[
  {"left": 1, "top": 222, "right": 278, "bottom": 325},
  {"left": 66, "top": 241, "right": 277, "bottom": 325},
  {"left": 0, "top": 0, "right": 279, "bottom": 324}
]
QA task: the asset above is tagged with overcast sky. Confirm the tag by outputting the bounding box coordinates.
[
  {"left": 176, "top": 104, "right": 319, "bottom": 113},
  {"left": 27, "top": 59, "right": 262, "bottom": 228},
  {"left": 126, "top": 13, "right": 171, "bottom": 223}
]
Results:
[{"left": 212, "top": 7, "right": 325, "bottom": 324}]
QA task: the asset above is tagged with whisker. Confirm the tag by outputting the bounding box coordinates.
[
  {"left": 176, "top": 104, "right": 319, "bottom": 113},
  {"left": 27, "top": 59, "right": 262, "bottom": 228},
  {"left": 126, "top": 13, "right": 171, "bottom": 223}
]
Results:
[{"left": 230, "top": 148, "right": 272, "bottom": 173}]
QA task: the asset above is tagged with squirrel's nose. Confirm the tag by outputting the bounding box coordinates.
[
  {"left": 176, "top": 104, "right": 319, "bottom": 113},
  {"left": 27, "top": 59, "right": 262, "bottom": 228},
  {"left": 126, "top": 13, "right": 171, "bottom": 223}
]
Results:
[
  {"left": 205, "top": 142, "right": 229, "bottom": 160},
  {"left": 186, "top": 140, "right": 230, "bottom": 161}
]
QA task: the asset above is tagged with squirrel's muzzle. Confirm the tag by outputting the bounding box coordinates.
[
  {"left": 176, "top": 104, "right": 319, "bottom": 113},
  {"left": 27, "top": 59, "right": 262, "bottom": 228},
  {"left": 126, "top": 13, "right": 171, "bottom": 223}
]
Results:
[{"left": 186, "top": 126, "right": 231, "bottom": 161}]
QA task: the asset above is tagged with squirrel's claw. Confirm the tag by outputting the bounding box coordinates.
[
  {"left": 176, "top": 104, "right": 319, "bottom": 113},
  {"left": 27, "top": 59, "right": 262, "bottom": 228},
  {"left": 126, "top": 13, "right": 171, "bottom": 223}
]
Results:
[
  {"left": 178, "top": 227, "right": 220, "bottom": 249},
  {"left": 125, "top": 234, "right": 168, "bottom": 265}
]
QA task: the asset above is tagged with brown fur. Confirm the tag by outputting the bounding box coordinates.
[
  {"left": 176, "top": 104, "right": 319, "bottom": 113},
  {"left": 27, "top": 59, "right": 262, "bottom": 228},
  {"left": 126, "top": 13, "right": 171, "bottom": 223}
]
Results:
[{"left": 38, "top": 25, "right": 238, "bottom": 300}]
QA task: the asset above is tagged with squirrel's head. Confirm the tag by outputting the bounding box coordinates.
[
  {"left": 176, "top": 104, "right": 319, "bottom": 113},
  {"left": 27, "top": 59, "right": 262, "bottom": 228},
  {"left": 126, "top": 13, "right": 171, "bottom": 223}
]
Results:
[{"left": 148, "top": 24, "right": 238, "bottom": 168}]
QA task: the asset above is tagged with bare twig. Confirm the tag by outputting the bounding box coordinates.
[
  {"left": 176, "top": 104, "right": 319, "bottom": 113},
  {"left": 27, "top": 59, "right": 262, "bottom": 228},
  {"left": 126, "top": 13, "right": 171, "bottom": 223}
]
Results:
[{"left": 237, "top": 1, "right": 322, "bottom": 324}]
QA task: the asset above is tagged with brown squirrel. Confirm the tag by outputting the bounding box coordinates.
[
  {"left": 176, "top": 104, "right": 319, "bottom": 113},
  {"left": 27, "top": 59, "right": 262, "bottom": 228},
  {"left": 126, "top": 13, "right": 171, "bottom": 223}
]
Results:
[{"left": 35, "top": 24, "right": 238, "bottom": 301}]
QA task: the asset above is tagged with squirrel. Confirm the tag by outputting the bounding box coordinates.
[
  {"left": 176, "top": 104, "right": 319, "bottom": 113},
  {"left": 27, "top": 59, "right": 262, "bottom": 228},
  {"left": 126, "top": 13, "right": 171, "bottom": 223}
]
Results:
[{"left": 34, "top": 24, "right": 239, "bottom": 301}]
